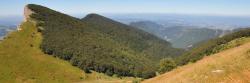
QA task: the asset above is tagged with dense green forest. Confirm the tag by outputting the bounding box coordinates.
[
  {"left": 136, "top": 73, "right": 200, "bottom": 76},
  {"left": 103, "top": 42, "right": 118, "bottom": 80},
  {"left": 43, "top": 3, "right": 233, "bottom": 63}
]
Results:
[
  {"left": 177, "top": 28, "right": 250, "bottom": 65},
  {"left": 27, "top": 4, "right": 184, "bottom": 78}
]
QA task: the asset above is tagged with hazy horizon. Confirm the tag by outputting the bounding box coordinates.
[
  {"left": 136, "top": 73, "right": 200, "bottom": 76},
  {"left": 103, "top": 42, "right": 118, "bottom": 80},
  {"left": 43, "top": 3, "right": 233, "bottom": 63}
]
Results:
[
  {"left": 1, "top": 13, "right": 250, "bottom": 30},
  {"left": 1, "top": 0, "right": 250, "bottom": 30},
  {"left": 1, "top": 0, "right": 250, "bottom": 17}
]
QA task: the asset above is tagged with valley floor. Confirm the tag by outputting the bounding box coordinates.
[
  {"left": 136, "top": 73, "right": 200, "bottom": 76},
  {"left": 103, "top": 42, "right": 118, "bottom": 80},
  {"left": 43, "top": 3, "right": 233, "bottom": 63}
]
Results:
[{"left": 143, "top": 42, "right": 250, "bottom": 83}]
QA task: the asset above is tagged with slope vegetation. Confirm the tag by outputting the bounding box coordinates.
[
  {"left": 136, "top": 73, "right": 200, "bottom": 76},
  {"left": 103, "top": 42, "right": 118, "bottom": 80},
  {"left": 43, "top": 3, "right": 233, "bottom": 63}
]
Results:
[
  {"left": 143, "top": 38, "right": 250, "bottom": 83},
  {"left": 26, "top": 4, "right": 183, "bottom": 78},
  {"left": 0, "top": 21, "right": 85, "bottom": 83},
  {"left": 0, "top": 20, "right": 141, "bottom": 83},
  {"left": 177, "top": 28, "right": 250, "bottom": 65}
]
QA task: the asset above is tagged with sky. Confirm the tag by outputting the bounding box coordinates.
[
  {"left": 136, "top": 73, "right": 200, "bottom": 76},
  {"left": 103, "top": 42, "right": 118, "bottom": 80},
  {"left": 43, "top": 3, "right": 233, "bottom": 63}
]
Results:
[{"left": 1, "top": 0, "right": 250, "bottom": 17}]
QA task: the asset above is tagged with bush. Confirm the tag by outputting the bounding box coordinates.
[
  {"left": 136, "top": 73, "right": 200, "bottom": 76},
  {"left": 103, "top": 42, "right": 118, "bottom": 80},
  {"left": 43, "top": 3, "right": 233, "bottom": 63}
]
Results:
[{"left": 158, "top": 58, "right": 177, "bottom": 74}]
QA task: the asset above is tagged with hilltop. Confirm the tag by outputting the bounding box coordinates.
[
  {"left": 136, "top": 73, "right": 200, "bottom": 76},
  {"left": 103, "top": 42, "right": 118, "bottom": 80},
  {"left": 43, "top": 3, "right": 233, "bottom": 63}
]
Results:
[
  {"left": 0, "top": 4, "right": 184, "bottom": 82},
  {"left": 0, "top": 4, "right": 165, "bottom": 82}
]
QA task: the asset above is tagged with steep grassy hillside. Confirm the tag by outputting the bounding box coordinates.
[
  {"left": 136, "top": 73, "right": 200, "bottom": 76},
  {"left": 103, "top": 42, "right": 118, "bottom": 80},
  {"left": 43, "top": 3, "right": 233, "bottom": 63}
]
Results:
[
  {"left": 26, "top": 4, "right": 183, "bottom": 78},
  {"left": 0, "top": 21, "right": 141, "bottom": 83},
  {"left": 0, "top": 21, "right": 85, "bottom": 83},
  {"left": 143, "top": 37, "right": 250, "bottom": 83}
]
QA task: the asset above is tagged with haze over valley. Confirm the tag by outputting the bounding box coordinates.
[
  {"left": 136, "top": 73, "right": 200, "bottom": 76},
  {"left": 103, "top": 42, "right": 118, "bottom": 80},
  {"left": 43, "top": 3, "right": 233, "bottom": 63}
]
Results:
[{"left": 2, "top": 14, "right": 249, "bottom": 48}]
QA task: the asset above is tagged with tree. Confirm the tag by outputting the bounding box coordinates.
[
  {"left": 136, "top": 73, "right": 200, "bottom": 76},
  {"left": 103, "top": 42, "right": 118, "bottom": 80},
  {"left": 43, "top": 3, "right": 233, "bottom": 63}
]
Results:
[
  {"left": 158, "top": 58, "right": 177, "bottom": 74},
  {"left": 27, "top": 4, "right": 183, "bottom": 78}
]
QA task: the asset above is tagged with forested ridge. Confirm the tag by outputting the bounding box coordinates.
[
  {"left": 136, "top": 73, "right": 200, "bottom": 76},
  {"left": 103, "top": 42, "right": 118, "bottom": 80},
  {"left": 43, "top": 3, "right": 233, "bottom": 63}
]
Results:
[
  {"left": 130, "top": 21, "right": 228, "bottom": 48},
  {"left": 177, "top": 28, "right": 250, "bottom": 65},
  {"left": 27, "top": 4, "right": 184, "bottom": 78}
]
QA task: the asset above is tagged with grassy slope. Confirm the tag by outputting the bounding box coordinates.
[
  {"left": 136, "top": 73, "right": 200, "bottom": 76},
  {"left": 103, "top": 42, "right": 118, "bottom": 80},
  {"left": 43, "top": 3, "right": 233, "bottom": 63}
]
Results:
[
  {"left": 78, "top": 71, "right": 142, "bottom": 83},
  {"left": 143, "top": 37, "right": 250, "bottom": 83},
  {"left": 0, "top": 21, "right": 86, "bottom": 83},
  {"left": 0, "top": 19, "right": 140, "bottom": 83}
]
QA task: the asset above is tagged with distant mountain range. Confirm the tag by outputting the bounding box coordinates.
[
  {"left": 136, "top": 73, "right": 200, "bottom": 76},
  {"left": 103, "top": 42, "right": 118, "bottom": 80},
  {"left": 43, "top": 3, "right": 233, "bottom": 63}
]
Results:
[
  {"left": 130, "top": 21, "right": 232, "bottom": 48},
  {"left": 107, "top": 14, "right": 250, "bottom": 30},
  {"left": 2, "top": 13, "right": 250, "bottom": 30}
]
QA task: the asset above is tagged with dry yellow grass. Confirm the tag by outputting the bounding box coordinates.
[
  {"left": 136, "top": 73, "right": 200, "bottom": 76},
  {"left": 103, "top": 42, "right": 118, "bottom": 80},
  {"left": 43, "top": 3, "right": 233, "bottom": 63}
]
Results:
[
  {"left": 143, "top": 42, "right": 250, "bottom": 83},
  {"left": 0, "top": 21, "right": 86, "bottom": 83},
  {"left": 78, "top": 71, "right": 141, "bottom": 83}
]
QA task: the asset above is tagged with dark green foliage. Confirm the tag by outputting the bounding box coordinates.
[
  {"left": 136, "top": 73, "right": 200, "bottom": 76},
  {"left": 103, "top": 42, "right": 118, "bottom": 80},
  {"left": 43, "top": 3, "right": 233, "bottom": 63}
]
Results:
[
  {"left": 158, "top": 58, "right": 177, "bottom": 74},
  {"left": 27, "top": 4, "right": 184, "bottom": 78},
  {"left": 177, "top": 28, "right": 250, "bottom": 65}
]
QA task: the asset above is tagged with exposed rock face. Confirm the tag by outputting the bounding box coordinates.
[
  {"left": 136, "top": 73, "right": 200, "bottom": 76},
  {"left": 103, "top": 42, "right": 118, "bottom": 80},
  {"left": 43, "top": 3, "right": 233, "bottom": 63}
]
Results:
[
  {"left": 17, "top": 5, "right": 35, "bottom": 31},
  {"left": 24, "top": 5, "right": 34, "bottom": 22}
]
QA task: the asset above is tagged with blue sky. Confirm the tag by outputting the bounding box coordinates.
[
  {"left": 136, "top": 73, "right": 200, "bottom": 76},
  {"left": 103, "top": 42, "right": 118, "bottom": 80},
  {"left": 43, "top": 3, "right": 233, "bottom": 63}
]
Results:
[{"left": 1, "top": 0, "right": 250, "bottom": 17}]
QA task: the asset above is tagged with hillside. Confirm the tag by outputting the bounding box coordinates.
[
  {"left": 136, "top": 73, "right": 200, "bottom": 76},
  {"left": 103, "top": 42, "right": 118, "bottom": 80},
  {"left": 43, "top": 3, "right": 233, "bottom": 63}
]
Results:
[
  {"left": 130, "top": 21, "right": 229, "bottom": 48},
  {"left": 81, "top": 14, "right": 184, "bottom": 59},
  {"left": 25, "top": 4, "right": 183, "bottom": 78},
  {"left": 143, "top": 37, "right": 250, "bottom": 83},
  {"left": 0, "top": 21, "right": 85, "bottom": 83},
  {"left": 0, "top": 21, "right": 141, "bottom": 83},
  {"left": 0, "top": 4, "right": 150, "bottom": 83},
  {"left": 177, "top": 28, "right": 250, "bottom": 65}
]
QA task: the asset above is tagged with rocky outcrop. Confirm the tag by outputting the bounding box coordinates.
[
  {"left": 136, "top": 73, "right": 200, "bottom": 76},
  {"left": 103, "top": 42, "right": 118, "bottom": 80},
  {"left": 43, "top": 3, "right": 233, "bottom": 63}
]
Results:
[
  {"left": 17, "top": 5, "right": 35, "bottom": 31},
  {"left": 24, "top": 5, "right": 34, "bottom": 22}
]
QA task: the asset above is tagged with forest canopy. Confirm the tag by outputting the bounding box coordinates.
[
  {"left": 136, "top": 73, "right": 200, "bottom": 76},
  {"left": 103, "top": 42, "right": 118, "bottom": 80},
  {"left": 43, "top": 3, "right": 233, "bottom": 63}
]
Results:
[{"left": 27, "top": 4, "right": 184, "bottom": 78}]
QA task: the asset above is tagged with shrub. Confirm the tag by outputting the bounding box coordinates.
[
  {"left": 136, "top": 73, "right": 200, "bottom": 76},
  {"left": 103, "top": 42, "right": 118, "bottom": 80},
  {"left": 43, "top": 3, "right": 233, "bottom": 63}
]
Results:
[{"left": 158, "top": 58, "right": 177, "bottom": 74}]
